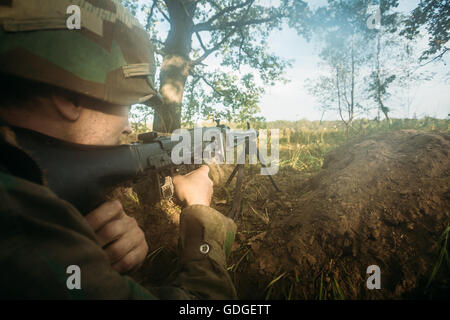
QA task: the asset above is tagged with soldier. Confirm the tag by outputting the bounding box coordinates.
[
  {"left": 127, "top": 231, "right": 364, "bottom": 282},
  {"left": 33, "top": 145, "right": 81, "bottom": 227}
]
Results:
[{"left": 0, "top": 0, "right": 237, "bottom": 299}]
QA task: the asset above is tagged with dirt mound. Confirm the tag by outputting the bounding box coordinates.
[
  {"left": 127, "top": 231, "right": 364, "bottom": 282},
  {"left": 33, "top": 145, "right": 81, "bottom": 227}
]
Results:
[
  {"left": 125, "top": 129, "right": 449, "bottom": 299},
  {"left": 227, "top": 129, "right": 449, "bottom": 299}
]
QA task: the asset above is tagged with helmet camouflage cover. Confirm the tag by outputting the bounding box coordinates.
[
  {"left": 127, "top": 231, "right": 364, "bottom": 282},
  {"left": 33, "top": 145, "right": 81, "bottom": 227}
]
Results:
[{"left": 0, "top": 0, "right": 162, "bottom": 106}]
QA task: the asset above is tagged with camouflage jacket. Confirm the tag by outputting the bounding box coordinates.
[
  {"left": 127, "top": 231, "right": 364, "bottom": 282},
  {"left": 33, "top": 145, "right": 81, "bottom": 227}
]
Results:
[{"left": 0, "top": 125, "right": 237, "bottom": 299}]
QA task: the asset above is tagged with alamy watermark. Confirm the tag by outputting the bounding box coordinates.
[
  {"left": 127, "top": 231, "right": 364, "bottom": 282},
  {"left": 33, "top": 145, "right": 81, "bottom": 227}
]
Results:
[
  {"left": 170, "top": 128, "right": 280, "bottom": 176},
  {"left": 366, "top": 4, "right": 381, "bottom": 30},
  {"left": 366, "top": 265, "right": 381, "bottom": 289},
  {"left": 66, "top": 5, "right": 81, "bottom": 30},
  {"left": 66, "top": 265, "right": 81, "bottom": 290}
]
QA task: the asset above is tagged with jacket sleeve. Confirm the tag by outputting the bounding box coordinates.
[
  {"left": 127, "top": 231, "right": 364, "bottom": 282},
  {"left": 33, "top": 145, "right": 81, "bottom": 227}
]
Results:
[
  {"left": 0, "top": 172, "right": 237, "bottom": 299},
  {"left": 151, "top": 205, "right": 237, "bottom": 299}
]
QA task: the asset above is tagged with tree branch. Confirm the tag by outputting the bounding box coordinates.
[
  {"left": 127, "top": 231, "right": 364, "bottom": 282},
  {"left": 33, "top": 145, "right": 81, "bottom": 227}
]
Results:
[
  {"left": 191, "top": 28, "right": 237, "bottom": 66},
  {"left": 238, "top": 29, "right": 245, "bottom": 68},
  {"left": 179, "top": 0, "right": 198, "bottom": 20},
  {"left": 419, "top": 47, "right": 449, "bottom": 68},
  {"left": 237, "top": 1, "right": 255, "bottom": 68},
  {"left": 343, "top": 82, "right": 351, "bottom": 109},
  {"left": 145, "top": 2, "right": 157, "bottom": 30},
  {"left": 195, "top": 31, "right": 207, "bottom": 52},
  {"left": 208, "top": 0, "right": 222, "bottom": 11},
  {"left": 151, "top": 37, "right": 165, "bottom": 55},
  {"left": 193, "top": 0, "right": 254, "bottom": 33},
  {"left": 195, "top": 73, "right": 227, "bottom": 98},
  {"left": 194, "top": 15, "right": 283, "bottom": 32},
  {"left": 192, "top": 0, "right": 256, "bottom": 66},
  {"left": 155, "top": 0, "right": 170, "bottom": 23}
]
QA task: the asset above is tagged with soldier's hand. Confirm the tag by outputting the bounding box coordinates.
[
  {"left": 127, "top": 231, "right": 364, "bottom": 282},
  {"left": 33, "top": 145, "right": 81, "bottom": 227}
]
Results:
[
  {"left": 85, "top": 200, "right": 148, "bottom": 274},
  {"left": 172, "top": 165, "right": 213, "bottom": 207}
]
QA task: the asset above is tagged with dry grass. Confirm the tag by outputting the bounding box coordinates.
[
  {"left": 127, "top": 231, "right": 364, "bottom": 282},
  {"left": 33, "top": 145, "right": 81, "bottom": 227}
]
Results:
[{"left": 124, "top": 117, "right": 449, "bottom": 299}]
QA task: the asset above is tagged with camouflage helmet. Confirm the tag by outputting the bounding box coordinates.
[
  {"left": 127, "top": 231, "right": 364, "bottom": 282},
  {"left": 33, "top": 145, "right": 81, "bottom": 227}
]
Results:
[{"left": 0, "top": 0, "right": 162, "bottom": 107}]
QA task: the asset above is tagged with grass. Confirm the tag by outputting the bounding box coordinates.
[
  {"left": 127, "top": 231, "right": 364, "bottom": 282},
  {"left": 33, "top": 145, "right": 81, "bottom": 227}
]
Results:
[
  {"left": 279, "top": 143, "right": 331, "bottom": 172},
  {"left": 227, "top": 249, "right": 249, "bottom": 273},
  {"left": 264, "top": 271, "right": 288, "bottom": 300},
  {"left": 126, "top": 117, "right": 449, "bottom": 299},
  {"left": 268, "top": 117, "right": 448, "bottom": 174},
  {"left": 226, "top": 117, "right": 448, "bottom": 299},
  {"left": 332, "top": 278, "right": 346, "bottom": 300},
  {"left": 426, "top": 223, "right": 450, "bottom": 290},
  {"left": 128, "top": 117, "right": 448, "bottom": 175},
  {"left": 319, "top": 272, "right": 325, "bottom": 300},
  {"left": 146, "top": 246, "right": 165, "bottom": 263},
  {"left": 316, "top": 260, "right": 348, "bottom": 300}
]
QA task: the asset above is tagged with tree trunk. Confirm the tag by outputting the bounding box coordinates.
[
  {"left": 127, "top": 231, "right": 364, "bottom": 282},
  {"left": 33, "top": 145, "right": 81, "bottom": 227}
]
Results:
[
  {"left": 381, "top": 107, "right": 391, "bottom": 127},
  {"left": 154, "top": 55, "right": 190, "bottom": 132},
  {"left": 376, "top": 34, "right": 391, "bottom": 127},
  {"left": 349, "top": 35, "right": 355, "bottom": 130},
  {"left": 153, "top": 0, "right": 197, "bottom": 133}
]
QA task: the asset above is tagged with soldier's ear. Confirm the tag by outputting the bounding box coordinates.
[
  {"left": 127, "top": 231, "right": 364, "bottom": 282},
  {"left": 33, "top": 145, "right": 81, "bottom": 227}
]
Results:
[{"left": 51, "top": 91, "right": 81, "bottom": 121}]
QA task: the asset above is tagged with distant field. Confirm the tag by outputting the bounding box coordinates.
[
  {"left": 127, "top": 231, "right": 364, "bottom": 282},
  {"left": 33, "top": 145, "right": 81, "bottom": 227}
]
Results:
[
  {"left": 267, "top": 118, "right": 449, "bottom": 173},
  {"left": 128, "top": 117, "right": 449, "bottom": 174}
]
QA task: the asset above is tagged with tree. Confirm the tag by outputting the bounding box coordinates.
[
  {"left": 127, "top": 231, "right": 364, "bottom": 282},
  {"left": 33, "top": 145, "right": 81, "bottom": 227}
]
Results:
[
  {"left": 305, "top": 1, "right": 431, "bottom": 130},
  {"left": 365, "top": 12, "right": 400, "bottom": 125},
  {"left": 304, "top": 0, "right": 399, "bottom": 135},
  {"left": 121, "top": 0, "right": 311, "bottom": 132},
  {"left": 367, "top": 31, "right": 396, "bottom": 125},
  {"left": 361, "top": 2, "right": 438, "bottom": 123},
  {"left": 389, "top": 33, "right": 434, "bottom": 118},
  {"left": 306, "top": 31, "right": 370, "bottom": 136},
  {"left": 401, "top": 0, "right": 450, "bottom": 62}
]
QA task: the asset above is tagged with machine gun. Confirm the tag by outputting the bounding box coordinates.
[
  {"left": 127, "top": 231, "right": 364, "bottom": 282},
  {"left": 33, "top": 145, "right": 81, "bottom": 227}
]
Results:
[{"left": 13, "top": 122, "right": 279, "bottom": 219}]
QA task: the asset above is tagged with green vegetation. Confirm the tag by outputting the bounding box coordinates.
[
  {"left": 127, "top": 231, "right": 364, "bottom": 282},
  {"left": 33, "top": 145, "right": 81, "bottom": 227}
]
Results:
[
  {"left": 128, "top": 117, "right": 448, "bottom": 174},
  {"left": 128, "top": 117, "right": 448, "bottom": 299},
  {"left": 265, "top": 117, "right": 449, "bottom": 173},
  {"left": 122, "top": 0, "right": 449, "bottom": 132},
  {"left": 426, "top": 223, "right": 450, "bottom": 291},
  {"left": 223, "top": 117, "right": 448, "bottom": 300}
]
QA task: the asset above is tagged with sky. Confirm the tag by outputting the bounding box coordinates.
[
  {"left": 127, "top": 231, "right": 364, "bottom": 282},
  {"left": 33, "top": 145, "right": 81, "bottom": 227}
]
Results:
[
  {"left": 257, "top": 0, "right": 450, "bottom": 121},
  {"left": 136, "top": 0, "right": 450, "bottom": 122}
]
